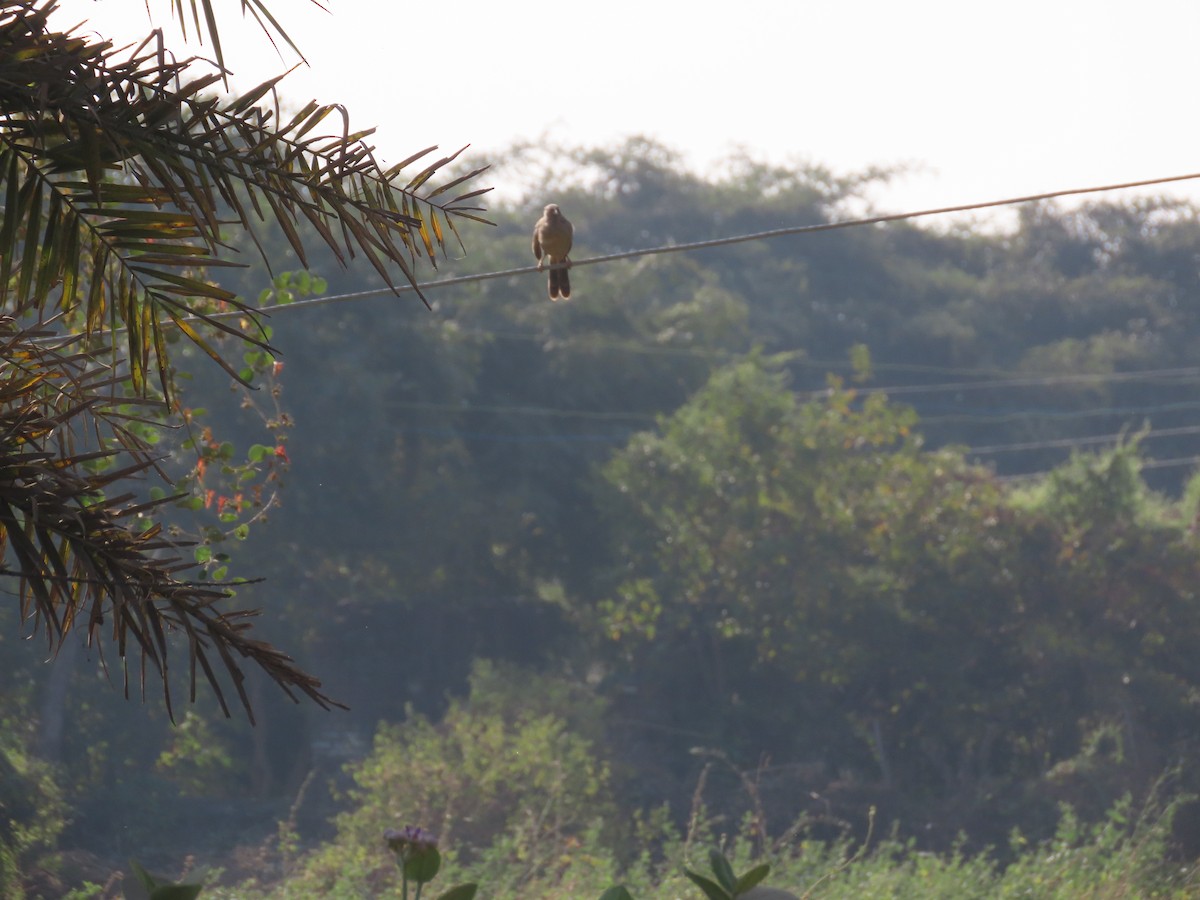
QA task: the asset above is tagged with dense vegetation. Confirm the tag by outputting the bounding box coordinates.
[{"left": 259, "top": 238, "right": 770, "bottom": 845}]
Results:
[{"left": 6, "top": 139, "right": 1200, "bottom": 896}]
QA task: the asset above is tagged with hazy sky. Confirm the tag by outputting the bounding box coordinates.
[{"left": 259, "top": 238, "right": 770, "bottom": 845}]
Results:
[{"left": 54, "top": 0, "right": 1200, "bottom": 226}]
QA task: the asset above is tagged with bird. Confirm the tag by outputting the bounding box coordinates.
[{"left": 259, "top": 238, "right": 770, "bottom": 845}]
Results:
[{"left": 532, "top": 203, "right": 574, "bottom": 300}]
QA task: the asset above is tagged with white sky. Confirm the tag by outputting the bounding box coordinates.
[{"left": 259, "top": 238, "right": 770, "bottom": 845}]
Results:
[{"left": 52, "top": 0, "right": 1200, "bottom": 227}]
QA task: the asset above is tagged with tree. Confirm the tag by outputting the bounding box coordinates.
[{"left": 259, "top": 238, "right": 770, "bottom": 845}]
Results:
[
  {"left": 594, "top": 353, "right": 1200, "bottom": 842},
  {"left": 0, "top": 0, "right": 490, "bottom": 719}
]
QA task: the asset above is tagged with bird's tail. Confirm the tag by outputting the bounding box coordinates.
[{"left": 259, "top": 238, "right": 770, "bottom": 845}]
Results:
[{"left": 549, "top": 267, "right": 571, "bottom": 301}]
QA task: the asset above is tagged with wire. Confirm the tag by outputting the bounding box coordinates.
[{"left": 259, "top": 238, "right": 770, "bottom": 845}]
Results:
[
  {"left": 968, "top": 425, "right": 1200, "bottom": 455},
  {"left": 270, "top": 169, "right": 1200, "bottom": 313},
  {"left": 72, "top": 167, "right": 1200, "bottom": 334},
  {"left": 386, "top": 399, "right": 656, "bottom": 422},
  {"left": 921, "top": 399, "right": 1200, "bottom": 426},
  {"left": 393, "top": 425, "right": 635, "bottom": 444},
  {"left": 1141, "top": 455, "right": 1200, "bottom": 471},
  {"left": 37, "top": 165, "right": 1200, "bottom": 474},
  {"left": 264, "top": 308, "right": 1200, "bottom": 403},
  {"left": 842, "top": 367, "right": 1200, "bottom": 399},
  {"left": 302, "top": 314, "right": 1200, "bottom": 392},
  {"left": 383, "top": 395, "right": 1200, "bottom": 466},
  {"left": 998, "top": 454, "right": 1200, "bottom": 483}
]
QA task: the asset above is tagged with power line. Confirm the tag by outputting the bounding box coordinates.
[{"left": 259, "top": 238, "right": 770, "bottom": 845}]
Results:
[
  {"left": 386, "top": 399, "right": 656, "bottom": 422},
  {"left": 360, "top": 314, "right": 1200, "bottom": 399},
  {"left": 1141, "top": 454, "right": 1200, "bottom": 471},
  {"left": 312, "top": 314, "right": 1200, "bottom": 393},
  {"left": 386, "top": 394, "right": 1200, "bottom": 435},
  {"left": 842, "top": 367, "right": 1200, "bottom": 399},
  {"left": 462, "top": 323, "right": 1200, "bottom": 393},
  {"left": 269, "top": 308, "right": 1200, "bottom": 401},
  {"left": 968, "top": 425, "right": 1200, "bottom": 456},
  {"left": 263, "top": 169, "right": 1200, "bottom": 313},
  {"left": 998, "top": 454, "right": 1200, "bottom": 483},
  {"left": 75, "top": 167, "right": 1200, "bottom": 334},
  {"left": 34, "top": 164, "right": 1200, "bottom": 472},
  {"left": 920, "top": 399, "right": 1200, "bottom": 426},
  {"left": 384, "top": 393, "right": 1200, "bottom": 462}
]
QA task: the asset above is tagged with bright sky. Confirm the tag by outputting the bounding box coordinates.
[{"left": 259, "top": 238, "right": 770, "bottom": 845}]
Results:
[{"left": 53, "top": 0, "right": 1200, "bottom": 228}]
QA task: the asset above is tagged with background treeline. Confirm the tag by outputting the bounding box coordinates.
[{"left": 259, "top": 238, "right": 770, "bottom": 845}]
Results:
[{"left": 6, "top": 139, "right": 1200, "bottom": 896}]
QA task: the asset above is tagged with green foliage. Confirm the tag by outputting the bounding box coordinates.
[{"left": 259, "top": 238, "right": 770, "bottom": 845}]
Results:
[
  {"left": 274, "top": 661, "right": 614, "bottom": 897},
  {"left": 383, "top": 826, "right": 479, "bottom": 900},
  {"left": 217, "top": 792, "right": 1197, "bottom": 899},
  {"left": 682, "top": 848, "right": 770, "bottom": 899},
  {"left": 435, "top": 885, "right": 479, "bottom": 900},
  {"left": 124, "top": 859, "right": 204, "bottom": 900},
  {"left": 0, "top": 738, "right": 67, "bottom": 898},
  {"left": 591, "top": 349, "right": 1200, "bottom": 842},
  {"left": 153, "top": 711, "right": 237, "bottom": 797},
  {"left": 19, "top": 137, "right": 1200, "bottom": 895},
  {"left": 0, "top": 0, "right": 489, "bottom": 720}
]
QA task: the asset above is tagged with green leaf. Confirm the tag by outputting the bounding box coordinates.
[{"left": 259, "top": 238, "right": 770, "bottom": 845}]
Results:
[
  {"left": 149, "top": 884, "right": 203, "bottom": 900},
  {"left": 402, "top": 846, "right": 441, "bottom": 884},
  {"left": 733, "top": 863, "right": 771, "bottom": 896},
  {"left": 683, "top": 869, "right": 732, "bottom": 900},
  {"left": 194, "top": 545, "right": 212, "bottom": 564},
  {"left": 597, "top": 888, "right": 635, "bottom": 900},
  {"left": 709, "top": 849, "right": 737, "bottom": 892},
  {"left": 248, "top": 444, "right": 271, "bottom": 462},
  {"left": 234, "top": 524, "right": 250, "bottom": 540},
  {"left": 123, "top": 862, "right": 202, "bottom": 900},
  {"left": 128, "top": 859, "right": 160, "bottom": 893},
  {"left": 435, "top": 885, "right": 478, "bottom": 900}
]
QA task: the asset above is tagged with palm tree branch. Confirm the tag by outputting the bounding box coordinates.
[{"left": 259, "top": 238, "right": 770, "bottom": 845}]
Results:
[
  {"left": 1, "top": 1, "right": 492, "bottom": 388},
  {"left": 0, "top": 325, "right": 340, "bottom": 719}
]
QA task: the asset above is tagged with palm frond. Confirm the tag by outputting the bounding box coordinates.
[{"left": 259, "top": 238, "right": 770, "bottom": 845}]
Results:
[
  {"left": 0, "top": 316, "right": 339, "bottom": 719},
  {"left": 0, "top": 0, "right": 493, "bottom": 396},
  {"left": 0, "top": 0, "right": 491, "bottom": 717},
  {"left": 171, "top": 0, "right": 325, "bottom": 78}
]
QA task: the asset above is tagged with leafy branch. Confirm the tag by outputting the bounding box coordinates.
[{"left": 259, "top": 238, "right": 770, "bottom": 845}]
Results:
[
  {"left": 0, "top": 0, "right": 491, "bottom": 396},
  {"left": 0, "top": 0, "right": 493, "bottom": 718}
]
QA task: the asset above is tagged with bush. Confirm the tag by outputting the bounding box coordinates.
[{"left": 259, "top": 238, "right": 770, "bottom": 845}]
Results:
[{"left": 265, "top": 660, "right": 615, "bottom": 897}]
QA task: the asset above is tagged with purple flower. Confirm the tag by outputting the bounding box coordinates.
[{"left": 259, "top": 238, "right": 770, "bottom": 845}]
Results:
[
  {"left": 385, "top": 825, "right": 439, "bottom": 855},
  {"left": 385, "top": 825, "right": 443, "bottom": 885}
]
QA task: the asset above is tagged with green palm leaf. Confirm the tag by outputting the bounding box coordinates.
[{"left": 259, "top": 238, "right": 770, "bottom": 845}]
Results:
[{"left": 0, "top": 0, "right": 491, "bottom": 717}]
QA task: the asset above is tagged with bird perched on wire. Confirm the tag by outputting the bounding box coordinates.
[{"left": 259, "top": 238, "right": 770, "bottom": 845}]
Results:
[{"left": 532, "top": 203, "right": 573, "bottom": 300}]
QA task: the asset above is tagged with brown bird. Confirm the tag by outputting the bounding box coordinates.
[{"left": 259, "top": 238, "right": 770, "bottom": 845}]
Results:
[{"left": 532, "top": 203, "right": 573, "bottom": 300}]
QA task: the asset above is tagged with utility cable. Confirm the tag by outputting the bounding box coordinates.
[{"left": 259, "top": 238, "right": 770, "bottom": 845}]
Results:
[
  {"left": 262, "top": 169, "right": 1200, "bottom": 313},
  {"left": 829, "top": 367, "right": 1200, "bottom": 399},
  {"left": 968, "top": 425, "right": 1200, "bottom": 455},
  {"left": 999, "top": 453, "right": 1200, "bottom": 483},
  {"left": 920, "top": 399, "right": 1200, "bottom": 426},
  {"left": 84, "top": 167, "right": 1200, "bottom": 330}
]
